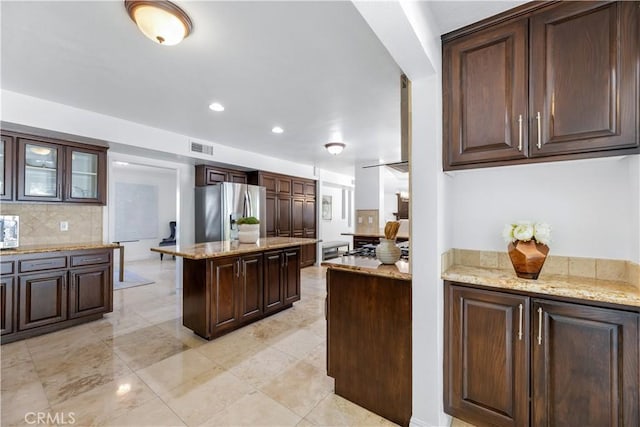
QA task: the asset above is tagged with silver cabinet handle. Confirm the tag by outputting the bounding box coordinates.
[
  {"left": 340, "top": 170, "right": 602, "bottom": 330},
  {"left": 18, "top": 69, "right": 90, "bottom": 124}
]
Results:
[
  {"left": 236, "top": 260, "right": 240, "bottom": 278},
  {"left": 536, "top": 112, "right": 542, "bottom": 149},
  {"left": 243, "top": 261, "right": 246, "bottom": 278},
  {"left": 518, "top": 115, "right": 523, "bottom": 151},
  {"left": 537, "top": 307, "right": 543, "bottom": 345},
  {"left": 518, "top": 304, "right": 523, "bottom": 340}
]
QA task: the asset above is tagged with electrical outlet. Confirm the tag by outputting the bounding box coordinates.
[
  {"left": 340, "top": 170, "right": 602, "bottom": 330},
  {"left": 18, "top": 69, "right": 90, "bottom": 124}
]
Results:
[
  {"left": 368, "top": 216, "right": 373, "bottom": 224},
  {"left": 60, "top": 221, "right": 69, "bottom": 231}
]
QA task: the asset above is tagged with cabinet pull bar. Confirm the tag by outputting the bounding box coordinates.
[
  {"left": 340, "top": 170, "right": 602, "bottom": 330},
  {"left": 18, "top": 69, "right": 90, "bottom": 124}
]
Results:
[
  {"left": 518, "top": 304, "right": 523, "bottom": 340},
  {"left": 536, "top": 112, "right": 542, "bottom": 149},
  {"left": 537, "top": 307, "right": 543, "bottom": 345},
  {"left": 517, "top": 115, "right": 523, "bottom": 151},
  {"left": 236, "top": 260, "right": 240, "bottom": 278}
]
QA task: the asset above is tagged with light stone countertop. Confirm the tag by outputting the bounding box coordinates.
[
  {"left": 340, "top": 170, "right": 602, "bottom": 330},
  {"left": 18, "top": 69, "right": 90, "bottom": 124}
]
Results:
[
  {"left": 322, "top": 256, "right": 411, "bottom": 281},
  {"left": 340, "top": 232, "right": 410, "bottom": 240},
  {"left": 443, "top": 264, "right": 640, "bottom": 309},
  {"left": 0, "top": 242, "right": 120, "bottom": 256},
  {"left": 150, "top": 237, "right": 318, "bottom": 260}
]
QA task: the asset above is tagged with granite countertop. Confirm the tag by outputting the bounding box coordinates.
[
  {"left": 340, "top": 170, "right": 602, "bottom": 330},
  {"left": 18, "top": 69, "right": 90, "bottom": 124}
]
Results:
[
  {"left": 322, "top": 256, "right": 411, "bottom": 281},
  {"left": 0, "top": 242, "right": 120, "bottom": 256},
  {"left": 443, "top": 264, "right": 640, "bottom": 309},
  {"left": 150, "top": 237, "right": 318, "bottom": 260}
]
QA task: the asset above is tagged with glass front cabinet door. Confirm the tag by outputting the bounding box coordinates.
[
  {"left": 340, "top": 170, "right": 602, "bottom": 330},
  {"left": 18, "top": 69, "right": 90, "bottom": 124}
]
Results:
[
  {"left": 65, "top": 147, "right": 105, "bottom": 204},
  {"left": 17, "top": 139, "right": 63, "bottom": 202},
  {"left": 0, "top": 135, "right": 14, "bottom": 200}
]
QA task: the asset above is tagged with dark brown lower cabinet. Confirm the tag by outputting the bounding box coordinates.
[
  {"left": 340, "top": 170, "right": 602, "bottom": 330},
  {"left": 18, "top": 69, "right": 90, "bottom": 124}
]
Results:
[
  {"left": 183, "top": 247, "right": 300, "bottom": 340},
  {"left": 327, "top": 268, "right": 412, "bottom": 426},
  {"left": 444, "top": 285, "right": 530, "bottom": 427},
  {"left": 444, "top": 281, "right": 640, "bottom": 427},
  {"left": 18, "top": 271, "right": 68, "bottom": 330},
  {"left": 1, "top": 248, "right": 114, "bottom": 344},
  {"left": 1, "top": 276, "right": 15, "bottom": 335},
  {"left": 69, "top": 264, "right": 111, "bottom": 319},
  {"left": 300, "top": 243, "right": 316, "bottom": 268},
  {"left": 532, "top": 299, "right": 639, "bottom": 427}
]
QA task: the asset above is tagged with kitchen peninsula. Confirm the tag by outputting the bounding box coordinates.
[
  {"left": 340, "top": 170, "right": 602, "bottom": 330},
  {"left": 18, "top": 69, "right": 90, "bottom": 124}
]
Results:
[
  {"left": 322, "top": 256, "right": 412, "bottom": 426},
  {"left": 151, "top": 237, "right": 316, "bottom": 340}
]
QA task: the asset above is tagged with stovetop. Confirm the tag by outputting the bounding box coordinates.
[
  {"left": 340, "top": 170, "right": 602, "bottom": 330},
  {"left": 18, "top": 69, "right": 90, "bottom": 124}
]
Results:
[{"left": 344, "top": 241, "right": 409, "bottom": 260}]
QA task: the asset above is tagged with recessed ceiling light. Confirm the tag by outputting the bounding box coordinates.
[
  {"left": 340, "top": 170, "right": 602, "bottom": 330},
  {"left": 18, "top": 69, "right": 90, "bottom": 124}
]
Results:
[
  {"left": 209, "top": 102, "right": 224, "bottom": 112},
  {"left": 272, "top": 126, "right": 284, "bottom": 134}
]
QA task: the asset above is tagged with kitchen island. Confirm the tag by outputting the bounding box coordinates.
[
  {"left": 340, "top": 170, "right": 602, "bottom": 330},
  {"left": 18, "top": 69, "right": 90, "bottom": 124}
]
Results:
[
  {"left": 322, "top": 256, "right": 412, "bottom": 426},
  {"left": 151, "top": 237, "right": 317, "bottom": 340}
]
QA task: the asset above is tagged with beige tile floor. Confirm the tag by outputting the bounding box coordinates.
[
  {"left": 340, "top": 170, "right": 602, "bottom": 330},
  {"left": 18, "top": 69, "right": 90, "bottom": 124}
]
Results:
[{"left": 1, "top": 259, "right": 403, "bottom": 427}]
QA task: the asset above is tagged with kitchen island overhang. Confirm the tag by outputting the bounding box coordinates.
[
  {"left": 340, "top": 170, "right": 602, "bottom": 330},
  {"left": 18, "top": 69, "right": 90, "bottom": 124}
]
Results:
[{"left": 151, "top": 237, "right": 317, "bottom": 340}]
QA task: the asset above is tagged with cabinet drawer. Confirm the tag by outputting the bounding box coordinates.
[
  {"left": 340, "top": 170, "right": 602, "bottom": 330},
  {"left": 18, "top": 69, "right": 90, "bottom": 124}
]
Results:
[
  {"left": 1, "top": 261, "right": 14, "bottom": 276},
  {"left": 70, "top": 252, "right": 111, "bottom": 267},
  {"left": 19, "top": 256, "right": 67, "bottom": 273}
]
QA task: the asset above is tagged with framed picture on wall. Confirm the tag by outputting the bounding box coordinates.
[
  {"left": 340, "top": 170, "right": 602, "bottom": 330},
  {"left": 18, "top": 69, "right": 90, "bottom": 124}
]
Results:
[{"left": 322, "top": 195, "right": 332, "bottom": 220}]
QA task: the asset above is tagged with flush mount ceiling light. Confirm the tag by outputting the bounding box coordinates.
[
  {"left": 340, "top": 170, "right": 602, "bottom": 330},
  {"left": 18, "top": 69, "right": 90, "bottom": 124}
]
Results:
[
  {"left": 125, "top": 0, "right": 193, "bottom": 46},
  {"left": 271, "top": 126, "right": 284, "bottom": 134},
  {"left": 325, "top": 142, "right": 346, "bottom": 155},
  {"left": 209, "top": 102, "right": 225, "bottom": 112}
]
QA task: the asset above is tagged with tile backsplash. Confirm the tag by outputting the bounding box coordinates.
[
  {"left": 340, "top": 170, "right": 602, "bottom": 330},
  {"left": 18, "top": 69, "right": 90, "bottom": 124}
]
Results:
[
  {"left": 0, "top": 203, "right": 102, "bottom": 245},
  {"left": 443, "top": 248, "right": 640, "bottom": 288}
]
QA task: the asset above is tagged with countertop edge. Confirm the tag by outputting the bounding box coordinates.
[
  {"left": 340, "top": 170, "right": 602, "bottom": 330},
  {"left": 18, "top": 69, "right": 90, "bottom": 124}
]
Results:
[
  {"left": 322, "top": 261, "right": 411, "bottom": 281},
  {"left": 1, "top": 242, "right": 120, "bottom": 256},
  {"left": 442, "top": 265, "right": 640, "bottom": 310},
  {"left": 150, "top": 238, "right": 317, "bottom": 260}
]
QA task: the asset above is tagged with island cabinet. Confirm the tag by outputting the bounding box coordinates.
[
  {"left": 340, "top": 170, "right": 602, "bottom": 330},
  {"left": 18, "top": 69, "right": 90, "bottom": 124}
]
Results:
[
  {"left": 1, "top": 247, "right": 114, "bottom": 344},
  {"left": 182, "top": 246, "right": 301, "bottom": 340},
  {"left": 263, "top": 248, "right": 301, "bottom": 314},
  {"left": 444, "top": 281, "right": 639, "bottom": 427},
  {"left": 443, "top": 1, "right": 639, "bottom": 170}
]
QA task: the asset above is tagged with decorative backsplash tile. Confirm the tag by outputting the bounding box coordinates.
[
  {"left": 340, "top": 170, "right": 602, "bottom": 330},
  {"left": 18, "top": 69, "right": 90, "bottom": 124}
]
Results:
[
  {"left": 443, "top": 248, "right": 639, "bottom": 289},
  {"left": 0, "top": 203, "right": 102, "bottom": 245}
]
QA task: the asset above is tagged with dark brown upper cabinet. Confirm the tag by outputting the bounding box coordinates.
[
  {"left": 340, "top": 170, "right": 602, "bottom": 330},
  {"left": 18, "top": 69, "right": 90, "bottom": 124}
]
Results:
[
  {"left": 443, "top": 1, "right": 639, "bottom": 170},
  {"left": 17, "top": 138, "right": 65, "bottom": 202},
  {"left": 65, "top": 146, "right": 107, "bottom": 204},
  {"left": 195, "top": 165, "right": 247, "bottom": 186},
  {"left": 1, "top": 135, "right": 14, "bottom": 201}
]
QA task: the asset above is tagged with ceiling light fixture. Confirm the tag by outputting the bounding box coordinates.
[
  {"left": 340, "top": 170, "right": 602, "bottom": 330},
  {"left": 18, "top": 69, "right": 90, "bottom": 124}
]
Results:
[
  {"left": 125, "top": 0, "right": 193, "bottom": 46},
  {"left": 325, "top": 142, "right": 346, "bottom": 155},
  {"left": 209, "top": 102, "right": 225, "bottom": 112},
  {"left": 29, "top": 146, "right": 52, "bottom": 156},
  {"left": 271, "top": 126, "right": 284, "bottom": 134}
]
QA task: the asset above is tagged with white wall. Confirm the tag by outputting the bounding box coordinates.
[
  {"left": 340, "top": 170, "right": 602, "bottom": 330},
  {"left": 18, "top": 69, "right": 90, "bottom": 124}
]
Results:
[
  {"left": 109, "top": 163, "right": 177, "bottom": 263},
  {"left": 354, "top": 162, "right": 385, "bottom": 227},
  {"left": 320, "top": 183, "right": 354, "bottom": 243},
  {"left": 447, "top": 156, "right": 640, "bottom": 261}
]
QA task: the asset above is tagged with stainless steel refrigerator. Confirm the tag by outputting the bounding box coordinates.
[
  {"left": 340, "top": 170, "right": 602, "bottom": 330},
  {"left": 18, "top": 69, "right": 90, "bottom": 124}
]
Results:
[{"left": 195, "top": 183, "right": 267, "bottom": 243}]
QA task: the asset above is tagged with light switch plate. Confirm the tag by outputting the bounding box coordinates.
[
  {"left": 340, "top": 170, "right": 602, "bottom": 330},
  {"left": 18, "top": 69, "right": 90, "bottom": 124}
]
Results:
[{"left": 60, "top": 221, "right": 69, "bottom": 231}]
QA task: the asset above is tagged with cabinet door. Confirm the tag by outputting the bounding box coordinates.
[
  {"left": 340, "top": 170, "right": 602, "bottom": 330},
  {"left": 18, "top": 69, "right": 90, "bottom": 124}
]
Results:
[
  {"left": 283, "top": 249, "right": 300, "bottom": 304},
  {"left": 1, "top": 276, "right": 15, "bottom": 335},
  {"left": 300, "top": 243, "right": 316, "bottom": 268},
  {"left": 303, "top": 199, "right": 316, "bottom": 235},
  {"left": 292, "top": 198, "right": 305, "bottom": 236},
  {"left": 18, "top": 271, "right": 67, "bottom": 330},
  {"left": 532, "top": 299, "right": 639, "bottom": 427},
  {"left": 263, "top": 250, "right": 284, "bottom": 314},
  {"left": 530, "top": 1, "right": 639, "bottom": 156},
  {"left": 239, "top": 254, "right": 263, "bottom": 322},
  {"left": 1, "top": 135, "right": 14, "bottom": 201},
  {"left": 65, "top": 147, "right": 106, "bottom": 204},
  {"left": 259, "top": 173, "right": 277, "bottom": 193},
  {"left": 205, "top": 168, "right": 227, "bottom": 185},
  {"left": 68, "top": 265, "right": 110, "bottom": 319},
  {"left": 230, "top": 172, "right": 247, "bottom": 184},
  {"left": 444, "top": 19, "right": 528, "bottom": 167},
  {"left": 304, "top": 181, "right": 316, "bottom": 198},
  {"left": 210, "top": 257, "right": 241, "bottom": 335},
  {"left": 277, "top": 177, "right": 292, "bottom": 196},
  {"left": 264, "top": 193, "right": 277, "bottom": 237},
  {"left": 444, "top": 284, "right": 530, "bottom": 427},
  {"left": 17, "top": 139, "right": 64, "bottom": 202},
  {"left": 292, "top": 180, "right": 305, "bottom": 197},
  {"left": 277, "top": 197, "right": 292, "bottom": 236}
]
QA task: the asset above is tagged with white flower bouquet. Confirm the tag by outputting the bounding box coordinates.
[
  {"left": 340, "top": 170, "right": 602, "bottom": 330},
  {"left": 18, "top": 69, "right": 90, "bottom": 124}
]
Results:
[{"left": 503, "top": 221, "right": 552, "bottom": 246}]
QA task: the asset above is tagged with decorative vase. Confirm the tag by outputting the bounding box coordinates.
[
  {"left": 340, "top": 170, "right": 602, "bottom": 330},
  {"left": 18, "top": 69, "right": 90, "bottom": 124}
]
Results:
[
  {"left": 377, "top": 238, "right": 401, "bottom": 264},
  {"left": 238, "top": 224, "right": 260, "bottom": 243},
  {"left": 507, "top": 240, "right": 550, "bottom": 280}
]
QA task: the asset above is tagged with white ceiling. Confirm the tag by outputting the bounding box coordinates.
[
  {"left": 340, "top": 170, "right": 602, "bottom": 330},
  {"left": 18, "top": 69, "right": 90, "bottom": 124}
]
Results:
[{"left": 1, "top": 1, "right": 524, "bottom": 176}]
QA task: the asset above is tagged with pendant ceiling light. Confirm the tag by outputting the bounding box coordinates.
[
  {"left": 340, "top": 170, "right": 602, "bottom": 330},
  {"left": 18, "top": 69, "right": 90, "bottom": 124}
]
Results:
[
  {"left": 325, "top": 142, "right": 346, "bottom": 155},
  {"left": 125, "top": 0, "right": 193, "bottom": 46}
]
